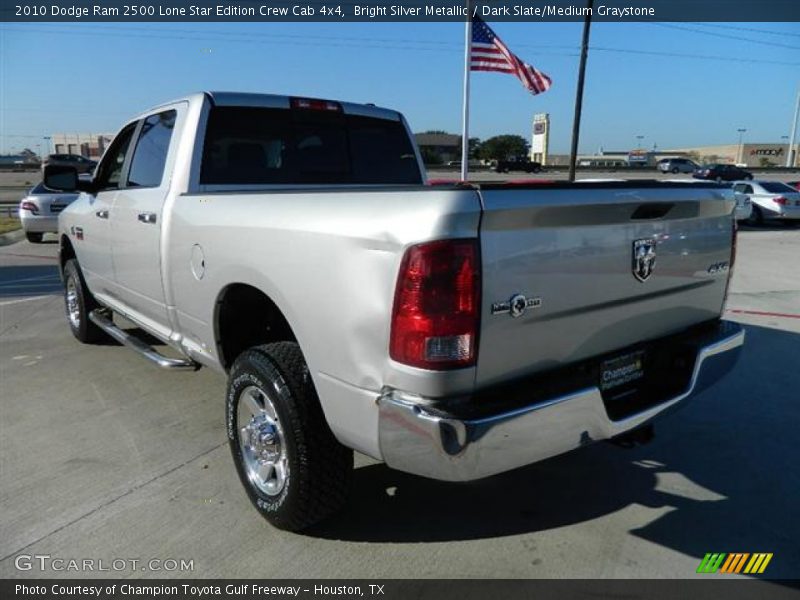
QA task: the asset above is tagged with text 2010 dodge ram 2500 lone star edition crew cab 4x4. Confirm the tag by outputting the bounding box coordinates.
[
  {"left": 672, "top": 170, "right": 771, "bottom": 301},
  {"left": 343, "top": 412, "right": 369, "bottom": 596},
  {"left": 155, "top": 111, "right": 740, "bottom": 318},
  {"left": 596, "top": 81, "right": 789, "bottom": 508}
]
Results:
[{"left": 45, "top": 92, "right": 744, "bottom": 531}]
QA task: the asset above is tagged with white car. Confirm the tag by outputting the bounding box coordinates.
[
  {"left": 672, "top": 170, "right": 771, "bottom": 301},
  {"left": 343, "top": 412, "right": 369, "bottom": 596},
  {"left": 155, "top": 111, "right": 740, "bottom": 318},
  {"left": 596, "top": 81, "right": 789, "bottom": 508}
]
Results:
[
  {"left": 18, "top": 182, "right": 79, "bottom": 243},
  {"left": 732, "top": 180, "right": 800, "bottom": 226}
]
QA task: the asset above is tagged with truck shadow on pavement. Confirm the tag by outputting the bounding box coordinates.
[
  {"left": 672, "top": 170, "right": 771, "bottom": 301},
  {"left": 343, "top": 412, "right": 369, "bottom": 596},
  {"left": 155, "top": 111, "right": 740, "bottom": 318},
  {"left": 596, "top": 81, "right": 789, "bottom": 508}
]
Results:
[
  {"left": 0, "top": 264, "right": 62, "bottom": 297},
  {"left": 309, "top": 324, "right": 799, "bottom": 578}
]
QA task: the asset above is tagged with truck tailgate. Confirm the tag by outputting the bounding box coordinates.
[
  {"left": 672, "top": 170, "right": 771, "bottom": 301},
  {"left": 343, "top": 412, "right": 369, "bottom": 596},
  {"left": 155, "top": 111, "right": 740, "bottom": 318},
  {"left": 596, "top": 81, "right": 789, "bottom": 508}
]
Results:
[{"left": 476, "top": 182, "right": 735, "bottom": 387}]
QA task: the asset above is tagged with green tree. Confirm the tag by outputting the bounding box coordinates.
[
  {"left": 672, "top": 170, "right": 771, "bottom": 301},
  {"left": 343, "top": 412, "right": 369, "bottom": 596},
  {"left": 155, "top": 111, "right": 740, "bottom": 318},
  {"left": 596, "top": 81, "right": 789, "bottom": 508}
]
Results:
[
  {"left": 477, "top": 135, "right": 529, "bottom": 161},
  {"left": 419, "top": 147, "right": 443, "bottom": 166},
  {"left": 467, "top": 138, "right": 482, "bottom": 159}
]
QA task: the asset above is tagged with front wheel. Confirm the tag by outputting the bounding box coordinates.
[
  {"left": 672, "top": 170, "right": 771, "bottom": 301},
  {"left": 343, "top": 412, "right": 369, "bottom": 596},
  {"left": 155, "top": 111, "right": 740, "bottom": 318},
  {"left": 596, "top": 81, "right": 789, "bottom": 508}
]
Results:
[
  {"left": 25, "top": 232, "right": 43, "bottom": 243},
  {"left": 63, "top": 259, "right": 106, "bottom": 343},
  {"left": 671, "top": 167, "right": 679, "bottom": 174},
  {"left": 227, "top": 342, "right": 353, "bottom": 531}
]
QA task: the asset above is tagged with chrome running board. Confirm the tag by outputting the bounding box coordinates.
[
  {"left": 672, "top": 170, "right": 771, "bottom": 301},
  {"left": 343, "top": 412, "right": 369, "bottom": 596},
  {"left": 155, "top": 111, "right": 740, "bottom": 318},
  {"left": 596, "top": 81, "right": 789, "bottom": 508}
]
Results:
[{"left": 89, "top": 310, "right": 200, "bottom": 371}]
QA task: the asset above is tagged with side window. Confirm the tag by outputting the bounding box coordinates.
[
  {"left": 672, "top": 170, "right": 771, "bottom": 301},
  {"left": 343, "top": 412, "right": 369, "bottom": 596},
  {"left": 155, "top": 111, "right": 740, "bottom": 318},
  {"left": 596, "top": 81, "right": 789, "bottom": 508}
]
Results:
[
  {"left": 127, "top": 110, "right": 177, "bottom": 188},
  {"left": 94, "top": 123, "right": 137, "bottom": 191}
]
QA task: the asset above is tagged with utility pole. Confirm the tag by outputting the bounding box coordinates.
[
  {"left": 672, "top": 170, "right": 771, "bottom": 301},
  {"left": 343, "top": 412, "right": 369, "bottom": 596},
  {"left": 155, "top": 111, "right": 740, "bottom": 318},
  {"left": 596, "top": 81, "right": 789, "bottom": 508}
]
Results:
[
  {"left": 787, "top": 89, "right": 799, "bottom": 168},
  {"left": 568, "top": 0, "right": 594, "bottom": 182}
]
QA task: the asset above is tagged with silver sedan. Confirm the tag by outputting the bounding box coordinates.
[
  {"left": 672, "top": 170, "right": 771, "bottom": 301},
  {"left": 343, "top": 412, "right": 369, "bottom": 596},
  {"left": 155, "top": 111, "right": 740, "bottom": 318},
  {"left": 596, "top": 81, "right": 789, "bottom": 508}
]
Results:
[
  {"left": 733, "top": 180, "right": 800, "bottom": 226},
  {"left": 18, "top": 183, "right": 79, "bottom": 243}
]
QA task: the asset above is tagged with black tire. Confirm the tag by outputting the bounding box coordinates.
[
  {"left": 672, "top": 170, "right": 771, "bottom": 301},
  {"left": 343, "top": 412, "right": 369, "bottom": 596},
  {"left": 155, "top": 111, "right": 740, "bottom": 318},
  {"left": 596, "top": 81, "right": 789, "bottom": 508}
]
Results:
[
  {"left": 226, "top": 342, "right": 353, "bottom": 531},
  {"left": 671, "top": 167, "right": 679, "bottom": 174},
  {"left": 747, "top": 205, "right": 764, "bottom": 227},
  {"left": 63, "top": 259, "right": 106, "bottom": 343},
  {"left": 716, "top": 176, "right": 723, "bottom": 184},
  {"left": 745, "top": 174, "right": 754, "bottom": 181},
  {"left": 25, "top": 232, "right": 43, "bottom": 243}
]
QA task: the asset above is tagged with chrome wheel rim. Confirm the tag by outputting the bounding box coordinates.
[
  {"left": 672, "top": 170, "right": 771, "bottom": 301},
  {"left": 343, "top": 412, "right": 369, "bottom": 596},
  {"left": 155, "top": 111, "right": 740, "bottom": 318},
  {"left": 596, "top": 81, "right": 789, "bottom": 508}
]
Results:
[
  {"left": 66, "top": 277, "right": 80, "bottom": 329},
  {"left": 237, "top": 385, "right": 288, "bottom": 496}
]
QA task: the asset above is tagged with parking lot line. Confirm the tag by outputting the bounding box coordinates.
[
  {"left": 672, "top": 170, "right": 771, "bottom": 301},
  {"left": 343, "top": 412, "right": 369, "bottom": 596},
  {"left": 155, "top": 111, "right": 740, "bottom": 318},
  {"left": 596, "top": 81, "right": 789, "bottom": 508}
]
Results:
[
  {"left": 727, "top": 309, "right": 800, "bottom": 320},
  {"left": 0, "top": 295, "right": 51, "bottom": 306}
]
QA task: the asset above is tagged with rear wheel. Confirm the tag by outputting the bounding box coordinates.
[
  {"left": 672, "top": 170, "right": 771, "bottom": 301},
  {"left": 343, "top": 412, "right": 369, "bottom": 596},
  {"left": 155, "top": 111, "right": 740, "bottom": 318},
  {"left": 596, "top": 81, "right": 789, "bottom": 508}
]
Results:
[
  {"left": 25, "top": 232, "right": 43, "bottom": 243},
  {"left": 747, "top": 205, "right": 764, "bottom": 227},
  {"left": 63, "top": 259, "right": 105, "bottom": 343},
  {"left": 227, "top": 342, "right": 352, "bottom": 531}
]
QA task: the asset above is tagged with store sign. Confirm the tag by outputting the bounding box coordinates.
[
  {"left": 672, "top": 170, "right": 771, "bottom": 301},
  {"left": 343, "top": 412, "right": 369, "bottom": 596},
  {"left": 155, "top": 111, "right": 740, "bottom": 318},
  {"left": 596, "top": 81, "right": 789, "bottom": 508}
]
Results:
[{"left": 750, "top": 148, "right": 784, "bottom": 156}]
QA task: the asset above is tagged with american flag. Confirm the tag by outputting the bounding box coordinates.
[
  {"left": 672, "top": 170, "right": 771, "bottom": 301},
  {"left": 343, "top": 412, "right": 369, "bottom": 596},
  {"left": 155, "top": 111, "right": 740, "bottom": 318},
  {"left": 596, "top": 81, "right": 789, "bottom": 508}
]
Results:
[{"left": 471, "top": 16, "right": 552, "bottom": 95}]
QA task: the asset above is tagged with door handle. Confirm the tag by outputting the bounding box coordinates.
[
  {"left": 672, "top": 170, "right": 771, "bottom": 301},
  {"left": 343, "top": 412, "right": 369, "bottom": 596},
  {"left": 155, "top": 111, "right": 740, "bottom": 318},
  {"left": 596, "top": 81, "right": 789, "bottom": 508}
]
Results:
[
  {"left": 138, "top": 212, "right": 157, "bottom": 225},
  {"left": 95, "top": 210, "right": 109, "bottom": 219}
]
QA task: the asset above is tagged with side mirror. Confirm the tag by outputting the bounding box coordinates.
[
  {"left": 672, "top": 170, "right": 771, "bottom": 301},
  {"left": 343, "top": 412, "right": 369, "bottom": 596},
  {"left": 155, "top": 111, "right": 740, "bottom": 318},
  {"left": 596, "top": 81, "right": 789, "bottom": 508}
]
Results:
[{"left": 43, "top": 165, "right": 79, "bottom": 192}]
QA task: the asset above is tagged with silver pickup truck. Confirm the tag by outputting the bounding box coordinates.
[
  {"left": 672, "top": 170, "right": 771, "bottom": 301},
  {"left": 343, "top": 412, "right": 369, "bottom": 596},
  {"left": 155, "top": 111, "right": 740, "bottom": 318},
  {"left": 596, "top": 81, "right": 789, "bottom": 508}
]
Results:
[{"left": 45, "top": 92, "right": 744, "bottom": 531}]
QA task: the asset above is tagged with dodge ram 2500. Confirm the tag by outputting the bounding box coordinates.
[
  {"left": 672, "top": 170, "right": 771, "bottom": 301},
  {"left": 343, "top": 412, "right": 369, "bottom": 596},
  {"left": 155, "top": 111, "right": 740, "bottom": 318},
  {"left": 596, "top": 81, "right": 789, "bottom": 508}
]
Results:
[{"left": 45, "top": 92, "right": 744, "bottom": 531}]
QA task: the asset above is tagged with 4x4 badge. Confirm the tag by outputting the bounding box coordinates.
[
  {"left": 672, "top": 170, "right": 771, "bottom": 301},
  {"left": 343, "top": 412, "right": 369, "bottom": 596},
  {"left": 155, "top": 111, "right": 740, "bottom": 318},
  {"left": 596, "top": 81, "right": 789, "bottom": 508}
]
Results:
[
  {"left": 491, "top": 294, "right": 542, "bottom": 318},
  {"left": 632, "top": 238, "right": 657, "bottom": 282}
]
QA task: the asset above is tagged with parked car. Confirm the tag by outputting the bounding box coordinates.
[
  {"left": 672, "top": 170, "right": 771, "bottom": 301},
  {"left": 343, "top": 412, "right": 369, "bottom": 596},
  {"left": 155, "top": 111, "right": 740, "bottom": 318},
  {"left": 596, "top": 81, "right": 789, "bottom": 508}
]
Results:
[
  {"left": 693, "top": 164, "right": 753, "bottom": 182},
  {"left": 18, "top": 182, "right": 79, "bottom": 243},
  {"left": 42, "top": 154, "right": 97, "bottom": 175},
  {"left": 46, "top": 91, "right": 743, "bottom": 531},
  {"left": 732, "top": 188, "right": 753, "bottom": 222},
  {"left": 492, "top": 157, "right": 542, "bottom": 173},
  {"left": 732, "top": 180, "right": 800, "bottom": 225},
  {"left": 657, "top": 157, "right": 698, "bottom": 174}
]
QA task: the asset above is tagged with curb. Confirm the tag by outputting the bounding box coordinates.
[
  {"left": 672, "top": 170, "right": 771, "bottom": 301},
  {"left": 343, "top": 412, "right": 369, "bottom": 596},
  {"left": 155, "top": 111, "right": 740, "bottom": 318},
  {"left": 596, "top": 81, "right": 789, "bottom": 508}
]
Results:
[{"left": 0, "top": 229, "right": 24, "bottom": 247}]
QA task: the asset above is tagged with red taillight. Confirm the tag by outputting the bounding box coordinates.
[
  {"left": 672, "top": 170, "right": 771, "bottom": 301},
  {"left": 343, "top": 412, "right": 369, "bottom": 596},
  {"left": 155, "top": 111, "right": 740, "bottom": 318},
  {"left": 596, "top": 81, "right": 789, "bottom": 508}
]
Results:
[
  {"left": 390, "top": 239, "right": 480, "bottom": 370},
  {"left": 20, "top": 201, "right": 38, "bottom": 215},
  {"left": 774, "top": 196, "right": 788, "bottom": 206},
  {"left": 290, "top": 97, "right": 342, "bottom": 112}
]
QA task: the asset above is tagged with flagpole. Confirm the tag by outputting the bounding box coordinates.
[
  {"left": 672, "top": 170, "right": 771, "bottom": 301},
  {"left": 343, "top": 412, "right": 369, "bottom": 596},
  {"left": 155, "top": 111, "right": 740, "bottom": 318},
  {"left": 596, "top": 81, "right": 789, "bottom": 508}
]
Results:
[
  {"left": 460, "top": 2, "right": 472, "bottom": 181},
  {"left": 568, "top": 0, "right": 594, "bottom": 182},
  {"left": 786, "top": 88, "right": 799, "bottom": 168}
]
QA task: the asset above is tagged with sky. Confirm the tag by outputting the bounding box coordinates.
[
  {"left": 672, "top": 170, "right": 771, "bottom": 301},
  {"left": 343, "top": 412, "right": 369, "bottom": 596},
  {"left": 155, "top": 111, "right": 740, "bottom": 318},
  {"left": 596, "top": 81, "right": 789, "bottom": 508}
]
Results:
[{"left": 0, "top": 20, "right": 799, "bottom": 155}]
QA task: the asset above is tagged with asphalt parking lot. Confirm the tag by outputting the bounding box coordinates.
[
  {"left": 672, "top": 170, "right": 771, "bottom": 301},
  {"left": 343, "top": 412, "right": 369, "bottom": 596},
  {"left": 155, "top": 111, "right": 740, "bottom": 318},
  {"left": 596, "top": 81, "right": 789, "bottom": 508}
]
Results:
[{"left": 1, "top": 225, "right": 799, "bottom": 580}]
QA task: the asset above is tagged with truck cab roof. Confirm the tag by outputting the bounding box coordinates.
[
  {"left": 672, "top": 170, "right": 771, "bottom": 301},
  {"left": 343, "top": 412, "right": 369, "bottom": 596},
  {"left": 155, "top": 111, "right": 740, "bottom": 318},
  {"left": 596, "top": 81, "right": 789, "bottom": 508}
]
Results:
[{"left": 135, "top": 91, "right": 401, "bottom": 122}]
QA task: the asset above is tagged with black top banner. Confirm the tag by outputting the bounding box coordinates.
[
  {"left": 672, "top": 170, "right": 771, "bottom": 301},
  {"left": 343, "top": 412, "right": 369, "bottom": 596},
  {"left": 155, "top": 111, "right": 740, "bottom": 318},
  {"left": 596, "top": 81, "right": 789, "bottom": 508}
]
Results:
[{"left": 2, "top": 0, "right": 799, "bottom": 22}]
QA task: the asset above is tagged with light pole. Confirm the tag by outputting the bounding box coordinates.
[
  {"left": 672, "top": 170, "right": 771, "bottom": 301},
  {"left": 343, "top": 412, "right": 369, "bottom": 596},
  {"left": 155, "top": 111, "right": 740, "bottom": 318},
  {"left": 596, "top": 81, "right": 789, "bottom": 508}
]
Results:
[
  {"left": 736, "top": 128, "right": 746, "bottom": 165},
  {"left": 788, "top": 90, "right": 800, "bottom": 168},
  {"left": 635, "top": 135, "right": 644, "bottom": 149},
  {"left": 42, "top": 136, "right": 51, "bottom": 162}
]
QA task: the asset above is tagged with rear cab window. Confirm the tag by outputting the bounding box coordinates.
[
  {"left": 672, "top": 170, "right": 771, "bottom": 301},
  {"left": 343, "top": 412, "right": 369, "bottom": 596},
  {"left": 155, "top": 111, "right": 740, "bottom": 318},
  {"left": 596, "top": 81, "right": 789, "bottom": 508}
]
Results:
[
  {"left": 200, "top": 106, "right": 422, "bottom": 186},
  {"left": 759, "top": 182, "right": 796, "bottom": 194}
]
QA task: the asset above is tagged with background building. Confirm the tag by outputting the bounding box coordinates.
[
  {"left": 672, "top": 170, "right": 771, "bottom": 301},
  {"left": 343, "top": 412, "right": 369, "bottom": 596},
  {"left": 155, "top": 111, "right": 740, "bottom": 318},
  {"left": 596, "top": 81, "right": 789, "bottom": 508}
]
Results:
[
  {"left": 544, "top": 143, "right": 799, "bottom": 168},
  {"left": 49, "top": 133, "right": 114, "bottom": 159},
  {"left": 414, "top": 133, "right": 461, "bottom": 164},
  {"left": 663, "top": 143, "right": 798, "bottom": 168}
]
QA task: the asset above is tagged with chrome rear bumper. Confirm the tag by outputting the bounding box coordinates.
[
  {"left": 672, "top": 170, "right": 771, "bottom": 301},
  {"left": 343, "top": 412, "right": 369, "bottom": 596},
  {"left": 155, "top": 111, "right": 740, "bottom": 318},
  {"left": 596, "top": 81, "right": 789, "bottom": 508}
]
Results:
[{"left": 378, "top": 320, "right": 744, "bottom": 481}]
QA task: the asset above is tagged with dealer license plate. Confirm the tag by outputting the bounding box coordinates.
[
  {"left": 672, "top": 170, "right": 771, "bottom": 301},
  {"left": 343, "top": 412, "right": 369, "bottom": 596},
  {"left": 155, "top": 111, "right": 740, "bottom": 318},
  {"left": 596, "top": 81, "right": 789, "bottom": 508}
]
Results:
[{"left": 600, "top": 350, "right": 645, "bottom": 391}]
